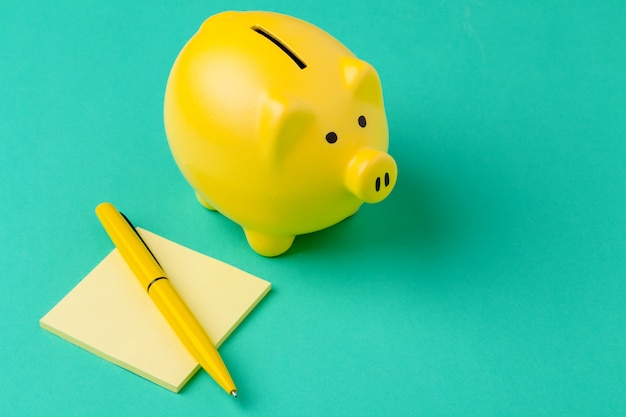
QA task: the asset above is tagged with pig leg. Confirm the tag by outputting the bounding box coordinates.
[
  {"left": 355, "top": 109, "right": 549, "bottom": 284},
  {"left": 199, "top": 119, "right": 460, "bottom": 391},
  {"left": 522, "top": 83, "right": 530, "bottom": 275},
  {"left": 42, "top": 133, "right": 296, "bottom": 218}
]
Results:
[
  {"left": 195, "top": 191, "right": 217, "bottom": 211},
  {"left": 244, "top": 229, "right": 295, "bottom": 257}
]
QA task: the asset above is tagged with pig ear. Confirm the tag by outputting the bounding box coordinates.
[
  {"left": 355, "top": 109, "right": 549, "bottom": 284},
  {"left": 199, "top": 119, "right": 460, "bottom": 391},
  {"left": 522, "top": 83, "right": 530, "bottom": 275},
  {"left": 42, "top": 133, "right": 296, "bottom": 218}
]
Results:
[
  {"left": 260, "top": 92, "right": 314, "bottom": 163},
  {"left": 340, "top": 57, "right": 384, "bottom": 104}
]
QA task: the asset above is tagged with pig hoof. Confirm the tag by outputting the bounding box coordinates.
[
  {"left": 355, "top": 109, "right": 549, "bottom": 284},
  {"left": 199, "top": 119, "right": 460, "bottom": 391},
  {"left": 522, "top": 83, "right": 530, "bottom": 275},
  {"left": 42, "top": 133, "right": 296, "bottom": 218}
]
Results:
[
  {"left": 195, "top": 192, "right": 216, "bottom": 211},
  {"left": 244, "top": 229, "right": 295, "bottom": 257}
]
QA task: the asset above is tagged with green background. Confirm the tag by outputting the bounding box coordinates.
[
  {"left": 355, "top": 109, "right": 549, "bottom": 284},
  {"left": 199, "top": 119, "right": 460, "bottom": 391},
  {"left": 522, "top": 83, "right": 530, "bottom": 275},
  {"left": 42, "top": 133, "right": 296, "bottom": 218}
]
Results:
[{"left": 1, "top": 1, "right": 624, "bottom": 416}]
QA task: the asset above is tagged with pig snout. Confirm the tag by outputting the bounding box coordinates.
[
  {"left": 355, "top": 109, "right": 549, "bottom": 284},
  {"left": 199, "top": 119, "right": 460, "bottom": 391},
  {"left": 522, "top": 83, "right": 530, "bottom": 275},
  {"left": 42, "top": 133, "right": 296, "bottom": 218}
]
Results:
[{"left": 345, "top": 148, "right": 397, "bottom": 204}]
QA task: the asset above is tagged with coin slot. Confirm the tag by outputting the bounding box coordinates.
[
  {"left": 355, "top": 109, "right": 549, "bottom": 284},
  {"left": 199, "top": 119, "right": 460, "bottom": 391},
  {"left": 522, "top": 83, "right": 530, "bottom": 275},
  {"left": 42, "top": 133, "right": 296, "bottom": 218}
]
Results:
[{"left": 252, "top": 25, "right": 307, "bottom": 69}]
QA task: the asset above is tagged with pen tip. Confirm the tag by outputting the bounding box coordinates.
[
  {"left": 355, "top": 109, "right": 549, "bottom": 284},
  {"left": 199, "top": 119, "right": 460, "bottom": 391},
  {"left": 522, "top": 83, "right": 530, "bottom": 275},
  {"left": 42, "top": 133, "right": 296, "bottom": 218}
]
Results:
[{"left": 230, "top": 390, "right": 238, "bottom": 398}]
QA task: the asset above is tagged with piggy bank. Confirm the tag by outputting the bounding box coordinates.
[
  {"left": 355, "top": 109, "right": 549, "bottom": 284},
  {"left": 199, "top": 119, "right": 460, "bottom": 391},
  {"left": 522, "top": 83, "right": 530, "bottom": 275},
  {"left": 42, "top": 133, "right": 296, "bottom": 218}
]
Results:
[{"left": 164, "top": 11, "right": 397, "bottom": 256}]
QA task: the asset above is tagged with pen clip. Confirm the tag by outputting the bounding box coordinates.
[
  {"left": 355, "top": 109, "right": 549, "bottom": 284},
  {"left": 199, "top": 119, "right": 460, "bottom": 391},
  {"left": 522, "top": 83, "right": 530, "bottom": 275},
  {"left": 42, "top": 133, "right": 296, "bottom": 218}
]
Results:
[{"left": 119, "top": 211, "right": 163, "bottom": 270}]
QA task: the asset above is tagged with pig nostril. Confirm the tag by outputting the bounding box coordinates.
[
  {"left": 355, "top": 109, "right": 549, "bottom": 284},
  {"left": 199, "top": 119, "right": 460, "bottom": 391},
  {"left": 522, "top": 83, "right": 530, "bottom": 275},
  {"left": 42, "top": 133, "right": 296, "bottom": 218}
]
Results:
[
  {"left": 384, "top": 172, "right": 390, "bottom": 187},
  {"left": 375, "top": 177, "right": 381, "bottom": 192}
]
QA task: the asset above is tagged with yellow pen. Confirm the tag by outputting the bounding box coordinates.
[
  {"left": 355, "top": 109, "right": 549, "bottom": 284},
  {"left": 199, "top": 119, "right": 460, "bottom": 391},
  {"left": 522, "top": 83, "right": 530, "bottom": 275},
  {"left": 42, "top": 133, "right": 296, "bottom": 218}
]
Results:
[{"left": 95, "top": 202, "right": 238, "bottom": 397}]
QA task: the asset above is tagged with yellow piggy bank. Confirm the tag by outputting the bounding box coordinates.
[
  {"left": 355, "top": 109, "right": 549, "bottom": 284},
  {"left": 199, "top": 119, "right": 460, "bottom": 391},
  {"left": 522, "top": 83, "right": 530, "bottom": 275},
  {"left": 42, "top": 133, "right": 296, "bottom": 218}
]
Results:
[{"left": 164, "top": 11, "right": 397, "bottom": 256}]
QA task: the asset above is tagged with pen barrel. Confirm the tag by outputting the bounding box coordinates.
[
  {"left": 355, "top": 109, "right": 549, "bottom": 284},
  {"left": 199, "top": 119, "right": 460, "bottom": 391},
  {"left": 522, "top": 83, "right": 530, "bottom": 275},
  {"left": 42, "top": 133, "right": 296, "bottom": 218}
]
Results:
[
  {"left": 95, "top": 203, "right": 165, "bottom": 289},
  {"left": 149, "top": 280, "right": 237, "bottom": 394}
]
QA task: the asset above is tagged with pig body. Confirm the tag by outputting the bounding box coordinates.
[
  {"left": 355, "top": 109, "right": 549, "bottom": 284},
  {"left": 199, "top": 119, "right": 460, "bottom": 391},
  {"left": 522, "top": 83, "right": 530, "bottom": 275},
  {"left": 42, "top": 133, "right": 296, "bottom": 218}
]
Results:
[{"left": 164, "top": 11, "right": 397, "bottom": 256}]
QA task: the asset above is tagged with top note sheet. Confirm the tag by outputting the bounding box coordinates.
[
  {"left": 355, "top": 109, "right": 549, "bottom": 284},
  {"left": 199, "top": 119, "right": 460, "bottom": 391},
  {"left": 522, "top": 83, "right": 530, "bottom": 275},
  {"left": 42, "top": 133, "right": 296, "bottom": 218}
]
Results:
[{"left": 40, "top": 228, "right": 271, "bottom": 392}]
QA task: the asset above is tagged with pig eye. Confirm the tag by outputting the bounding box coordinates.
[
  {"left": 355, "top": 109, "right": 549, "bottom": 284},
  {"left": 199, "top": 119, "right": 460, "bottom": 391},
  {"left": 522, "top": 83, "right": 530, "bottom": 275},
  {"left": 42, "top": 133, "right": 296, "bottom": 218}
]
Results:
[
  {"left": 358, "top": 115, "right": 367, "bottom": 128},
  {"left": 325, "top": 132, "right": 338, "bottom": 144}
]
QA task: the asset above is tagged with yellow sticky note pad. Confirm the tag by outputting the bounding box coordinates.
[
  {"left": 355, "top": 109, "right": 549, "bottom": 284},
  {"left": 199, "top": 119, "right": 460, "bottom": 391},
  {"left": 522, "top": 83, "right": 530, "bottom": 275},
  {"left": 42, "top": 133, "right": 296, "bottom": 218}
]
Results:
[{"left": 40, "top": 228, "right": 271, "bottom": 392}]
